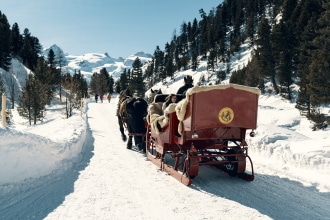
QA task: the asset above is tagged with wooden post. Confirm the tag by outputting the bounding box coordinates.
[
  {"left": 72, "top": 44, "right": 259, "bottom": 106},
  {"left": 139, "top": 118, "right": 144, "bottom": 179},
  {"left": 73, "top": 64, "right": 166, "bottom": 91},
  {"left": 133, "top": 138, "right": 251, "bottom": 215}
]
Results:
[
  {"left": 2, "top": 95, "right": 6, "bottom": 127},
  {"left": 80, "top": 98, "right": 83, "bottom": 117}
]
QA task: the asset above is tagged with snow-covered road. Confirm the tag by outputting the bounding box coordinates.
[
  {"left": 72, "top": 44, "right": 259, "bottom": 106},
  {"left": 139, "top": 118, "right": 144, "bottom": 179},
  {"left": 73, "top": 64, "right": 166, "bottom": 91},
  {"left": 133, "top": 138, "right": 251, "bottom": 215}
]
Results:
[{"left": 1, "top": 100, "right": 329, "bottom": 219}]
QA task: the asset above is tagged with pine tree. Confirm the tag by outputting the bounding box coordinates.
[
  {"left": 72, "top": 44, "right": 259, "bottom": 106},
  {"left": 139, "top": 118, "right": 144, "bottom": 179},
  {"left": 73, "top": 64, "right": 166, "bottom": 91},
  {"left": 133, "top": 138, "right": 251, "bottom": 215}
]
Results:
[
  {"left": 179, "top": 22, "right": 188, "bottom": 57},
  {"left": 119, "top": 69, "right": 129, "bottom": 92},
  {"left": 153, "top": 46, "right": 165, "bottom": 80},
  {"left": 115, "top": 80, "right": 121, "bottom": 94},
  {"left": 245, "top": 0, "right": 256, "bottom": 39},
  {"left": 214, "top": 6, "right": 227, "bottom": 61},
  {"left": 296, "top": 19, "right": 316, "bottom": 115},
  {"left": 108, "top": 75, "right": 114, "bottom": 94},
  {"left": 272, "top": 21, "right": 295, "bottom": 100},
  {"left": 307, "top": 1, "right": 330, "bottom": 106},
  {"left": 191, "top": 49, "right": 199, "bottom": 71},
  {"left": 189, "top": 18, "right": 199, "bottom": 60},
  {"left": 18, "top": 74, "right": 47, "bottom": 125},
  {"left": 207, "top": 49, "right": 217, "bottom": 71},
  {"left": 89, "top": 72, "right": 98, "bottom": 95},
  {"left": 47, "top": 49, "right": 61, "bottom": 92},
  {"left": 131, "top": 57, "right": 145, "bottom": 97},
  {"left": 0, "top": 77, "right": 5, "bottom": 110},
  {"left": 199, "top": 9, "right": 209, "bottom": 57},
  {"left": 90, "top": 71, "right": 108, "bottom": 96},
  {"left": 144, "top": 59, "right": 155, "bottom": 88},
  {"left": 0, "top": 11, "right": 12, "bottom": 71},
  {"left": 73, "top": 70, "right": 88, "bottom": 99},
  {"left": 164, "top": 43, "right": 175, "bottom": 78},
  {"left": 245, "top": 58, "right": 264, "bottom": 89},
  {"left": 47, "top": 49, "right": 56, "bottom": 68},
  {"left": 230, "top": 68, "right": 246, "bottom": 85},
  {"left": 62, "top": 72, "right": 87, "bottom": 118},
  {"left": 34, "top": 57, "right": 55, "bottom": 104},
  {"left": 254, "top": 18, "right": 278, "bottom": 94},
  {"left": 282, "top": 0, "right": 298, "bottom": 21},
  {"left": 99, "top": 67, "right": 110, "bottom": 95},
  {"left": 19, "top": 28, "right": 42, "bottom": 71},
  {"left": 10, "top": 23, "right": 23, "bottom": 56},
  {"left": 57, "top": 51, "right": 66, "bottom": 101}
]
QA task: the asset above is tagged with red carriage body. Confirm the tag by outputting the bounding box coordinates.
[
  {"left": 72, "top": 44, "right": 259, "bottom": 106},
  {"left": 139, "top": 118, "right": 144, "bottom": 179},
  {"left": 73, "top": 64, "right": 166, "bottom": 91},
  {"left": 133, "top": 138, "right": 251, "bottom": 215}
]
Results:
[{"left": 146, "top": 84, "right": 260, "bottom": 185}]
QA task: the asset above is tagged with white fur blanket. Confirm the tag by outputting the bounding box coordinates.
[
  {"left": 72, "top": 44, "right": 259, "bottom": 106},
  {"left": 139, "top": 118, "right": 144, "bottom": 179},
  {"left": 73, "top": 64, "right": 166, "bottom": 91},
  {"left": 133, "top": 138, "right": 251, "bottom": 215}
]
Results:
[{"left": 147, "top": 102, "right": 177, "bottom": 134}]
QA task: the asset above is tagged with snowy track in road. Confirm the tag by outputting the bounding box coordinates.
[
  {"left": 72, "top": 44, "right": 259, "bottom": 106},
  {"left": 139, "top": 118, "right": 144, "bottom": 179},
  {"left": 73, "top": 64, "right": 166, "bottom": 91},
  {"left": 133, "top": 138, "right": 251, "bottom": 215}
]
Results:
[{"left": 43, "top": 100, "right": 267, "bottom": 220}]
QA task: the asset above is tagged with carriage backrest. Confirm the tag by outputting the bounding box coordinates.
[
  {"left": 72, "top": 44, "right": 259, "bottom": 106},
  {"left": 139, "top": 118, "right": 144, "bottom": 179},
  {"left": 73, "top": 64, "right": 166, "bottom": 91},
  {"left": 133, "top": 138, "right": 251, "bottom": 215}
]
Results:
[
  {"left": 153, "top": 94, "right": 169, "bottom": 103},
  {"left": 177, "top": 84, "right": 260, "bottom": 132},
  {"left": 153, "top": 94, "right": 185, "bottom": 103}
]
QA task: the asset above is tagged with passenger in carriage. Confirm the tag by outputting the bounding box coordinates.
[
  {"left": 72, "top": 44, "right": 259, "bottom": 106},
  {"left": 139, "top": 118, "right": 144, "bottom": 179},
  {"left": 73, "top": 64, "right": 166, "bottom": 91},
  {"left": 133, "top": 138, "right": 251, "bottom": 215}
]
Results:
[
  {"left": 176, "top": 75, "right": 194, "bottom": 97},
  {"left": 162, "top": 94, "right": 178, "bottom": 111}
]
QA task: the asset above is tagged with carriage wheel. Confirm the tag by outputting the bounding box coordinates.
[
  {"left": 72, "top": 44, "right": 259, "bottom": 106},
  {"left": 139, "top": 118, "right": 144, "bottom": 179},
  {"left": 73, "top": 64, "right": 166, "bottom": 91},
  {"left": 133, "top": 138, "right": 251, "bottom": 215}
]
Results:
[{"left": 183, "top": 157, "right": 199, "bottom": 179}]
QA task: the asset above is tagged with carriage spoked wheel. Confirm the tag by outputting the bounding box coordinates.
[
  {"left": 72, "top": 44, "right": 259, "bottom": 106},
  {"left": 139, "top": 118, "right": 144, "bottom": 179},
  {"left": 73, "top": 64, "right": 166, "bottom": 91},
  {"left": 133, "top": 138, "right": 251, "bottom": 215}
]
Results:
[{"left": 183, "top": 157, "right": 199, "bottom": 179}]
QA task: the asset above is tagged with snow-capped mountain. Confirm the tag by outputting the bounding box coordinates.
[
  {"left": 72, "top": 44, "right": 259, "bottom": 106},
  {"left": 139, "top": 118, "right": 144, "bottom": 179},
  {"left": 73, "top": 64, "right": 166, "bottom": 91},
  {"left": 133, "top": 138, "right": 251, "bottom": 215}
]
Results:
[
  {"left": 0, "top": 45, "right": 152, "bottom": 108},
  {"left": 43, "top": 45, "right": 153, "bottom": 82}
]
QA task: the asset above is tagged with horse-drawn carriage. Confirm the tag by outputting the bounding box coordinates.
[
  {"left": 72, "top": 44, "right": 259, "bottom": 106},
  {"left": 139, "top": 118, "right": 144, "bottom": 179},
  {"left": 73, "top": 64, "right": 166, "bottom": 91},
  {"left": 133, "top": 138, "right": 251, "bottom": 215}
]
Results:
[{"left": 146, "top": 84, "right": 260, "bottom": 185}]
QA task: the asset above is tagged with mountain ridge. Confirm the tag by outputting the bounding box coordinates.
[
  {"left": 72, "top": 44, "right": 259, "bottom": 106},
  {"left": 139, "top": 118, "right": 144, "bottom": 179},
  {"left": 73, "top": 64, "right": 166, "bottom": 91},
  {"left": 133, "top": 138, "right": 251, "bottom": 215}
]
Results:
[{"left": 43, "top": 44, "right": 153, "bottom": 82}]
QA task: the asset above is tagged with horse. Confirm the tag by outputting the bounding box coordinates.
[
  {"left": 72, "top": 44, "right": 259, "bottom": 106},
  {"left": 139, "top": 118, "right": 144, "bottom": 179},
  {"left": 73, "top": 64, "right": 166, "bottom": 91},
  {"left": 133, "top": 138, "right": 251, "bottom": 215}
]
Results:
[
  {"left": 117, "top": 88, "right": 148, "bottom": 151},
  {"left": 148, "top": 88, "right": 162, "bottom": 103}
]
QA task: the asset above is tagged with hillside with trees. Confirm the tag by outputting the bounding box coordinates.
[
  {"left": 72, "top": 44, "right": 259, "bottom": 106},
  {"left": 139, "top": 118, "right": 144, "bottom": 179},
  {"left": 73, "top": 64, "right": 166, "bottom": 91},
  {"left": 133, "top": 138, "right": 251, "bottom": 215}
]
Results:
[
  {"left": 0, "top": 11, "right": 88, "bottom": 124},
  {"left": 135, "top": 0, "right": 329, "bottom": 127}
]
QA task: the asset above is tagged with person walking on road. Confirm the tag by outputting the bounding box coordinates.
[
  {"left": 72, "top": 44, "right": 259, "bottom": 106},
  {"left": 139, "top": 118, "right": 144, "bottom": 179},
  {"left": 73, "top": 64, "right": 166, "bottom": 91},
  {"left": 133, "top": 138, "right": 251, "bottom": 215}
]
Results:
[
  {"left": 95, "top": 94, "right": 99, "bottom": 103},
  {"left": 100, "top": 94, "right": 104, "bottom": 103},
  {"left": 107, "top": 94, "right": 112, "bottom": 103}
]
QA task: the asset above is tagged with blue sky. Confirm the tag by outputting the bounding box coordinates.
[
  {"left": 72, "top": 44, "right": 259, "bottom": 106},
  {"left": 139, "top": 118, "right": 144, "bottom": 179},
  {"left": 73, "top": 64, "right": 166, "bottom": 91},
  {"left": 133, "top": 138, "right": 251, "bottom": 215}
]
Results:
[{"left": 1, "top": 0, "right": 222, "bottom": 58}]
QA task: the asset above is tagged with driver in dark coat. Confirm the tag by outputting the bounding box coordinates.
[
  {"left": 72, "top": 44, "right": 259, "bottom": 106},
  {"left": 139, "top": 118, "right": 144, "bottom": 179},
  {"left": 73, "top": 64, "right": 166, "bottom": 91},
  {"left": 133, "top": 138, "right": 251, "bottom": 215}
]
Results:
[{"left": 176, "top": 75, "right": 193, "bottom": 96}]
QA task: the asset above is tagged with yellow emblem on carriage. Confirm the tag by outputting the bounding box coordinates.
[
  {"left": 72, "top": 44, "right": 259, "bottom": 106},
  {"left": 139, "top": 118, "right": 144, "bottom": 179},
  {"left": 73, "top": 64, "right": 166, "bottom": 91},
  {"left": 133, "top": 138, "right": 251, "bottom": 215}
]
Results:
[{"left": 218, "top": 107, "right": 234, "bottom": 124}]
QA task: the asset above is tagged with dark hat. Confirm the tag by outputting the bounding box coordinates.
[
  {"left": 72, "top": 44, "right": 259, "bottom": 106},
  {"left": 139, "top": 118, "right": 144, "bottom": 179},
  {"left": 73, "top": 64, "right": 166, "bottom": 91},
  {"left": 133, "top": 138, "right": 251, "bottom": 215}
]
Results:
[{"left": 184, "top": 75, "right": 193, "bottom": 84}]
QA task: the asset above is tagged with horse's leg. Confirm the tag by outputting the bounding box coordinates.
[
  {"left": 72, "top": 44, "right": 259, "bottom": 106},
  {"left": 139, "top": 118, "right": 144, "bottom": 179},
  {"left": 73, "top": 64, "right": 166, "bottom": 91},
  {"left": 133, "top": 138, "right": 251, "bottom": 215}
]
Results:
[
  {"left": 127, "top": 136, "right": 133, "bottom": 149},
  {"left": 117, "top": 116, "right": 127, "bottom": 141},
  {"left": 134, "top": 136, "right": 141, "bottom": 149},
  {"left": 124, "top": 117, "right": 133, "bottom": 150},
  {"left": 129, "top": 114, "right": 142, "bottom": 150},
  {"left": 141, "top": 137, "right": 146, "bottom": 153},
  {"left": 135, "top": 136, "right": 146, "bottom": 152},
  {"left": 132, "top": 121, "right": 146, "bottom": 152}
]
